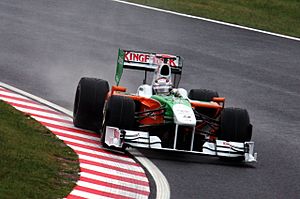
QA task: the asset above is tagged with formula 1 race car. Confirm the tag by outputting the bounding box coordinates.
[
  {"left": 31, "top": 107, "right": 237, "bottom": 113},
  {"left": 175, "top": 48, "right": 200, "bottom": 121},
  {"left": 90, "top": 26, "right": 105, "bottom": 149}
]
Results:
[{"left": 73, "top": 49, "right": 257, "bottom": 162}]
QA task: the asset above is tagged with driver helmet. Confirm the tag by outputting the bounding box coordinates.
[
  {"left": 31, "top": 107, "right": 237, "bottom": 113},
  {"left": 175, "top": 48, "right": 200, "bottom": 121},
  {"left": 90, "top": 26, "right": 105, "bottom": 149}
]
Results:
[{"left": 152, "top": 64, "right": 173, "bottom": 94}]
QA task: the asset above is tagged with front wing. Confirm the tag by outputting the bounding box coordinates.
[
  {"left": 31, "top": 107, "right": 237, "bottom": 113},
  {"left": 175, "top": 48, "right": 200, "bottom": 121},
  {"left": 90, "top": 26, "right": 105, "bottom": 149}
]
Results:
[{"left": 104, "top": 126, "right": 257, "bottom": 163}]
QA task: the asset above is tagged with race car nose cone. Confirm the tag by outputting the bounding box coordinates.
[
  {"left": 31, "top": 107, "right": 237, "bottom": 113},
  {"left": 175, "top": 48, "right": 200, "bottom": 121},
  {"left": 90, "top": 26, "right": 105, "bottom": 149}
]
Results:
[{"left": 173, "top": 104, "right": 196, "bottom": 126}]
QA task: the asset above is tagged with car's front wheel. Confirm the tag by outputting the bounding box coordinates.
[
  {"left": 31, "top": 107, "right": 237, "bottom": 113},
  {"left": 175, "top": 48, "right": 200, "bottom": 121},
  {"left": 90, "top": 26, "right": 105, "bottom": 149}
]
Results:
[
  {"left": 218, "top": 107, "right": 252, "bottom": 142},
  {"left": 73, "top": 77, "right": 109, "bottom": 132}
]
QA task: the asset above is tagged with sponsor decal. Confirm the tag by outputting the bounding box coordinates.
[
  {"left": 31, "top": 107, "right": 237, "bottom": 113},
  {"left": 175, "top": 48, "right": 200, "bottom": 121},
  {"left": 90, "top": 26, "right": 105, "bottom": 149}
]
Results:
[
  {"left": 223, "top": 141, "right": 231, "bottom": 147},
  {"left": 124, "top": 51, "right": 178, "bottom": 67},
  {"left": 114, "top": 128, "right": 120, "bottom": 139},
  {"left": 125, "top": 52, "right": 150, "bottom": 63}
]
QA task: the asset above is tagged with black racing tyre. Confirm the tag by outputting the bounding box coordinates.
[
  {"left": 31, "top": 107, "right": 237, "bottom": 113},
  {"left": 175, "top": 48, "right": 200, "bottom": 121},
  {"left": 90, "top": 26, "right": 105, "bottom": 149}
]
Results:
[
  {"left": 218, "top": 107, "right": 252, "bottom": 142},
  {"left": 73, "top": 77, "right": 109, "bottom": 132},
  {"left": 104, "top": 95, "right": 135, "bottom": 130},
  {"left": 188, "top": 89, "right": 219, "bottom": 118},
  {"left": 188, "top": 89, "right": 219, "bottom": 102}
]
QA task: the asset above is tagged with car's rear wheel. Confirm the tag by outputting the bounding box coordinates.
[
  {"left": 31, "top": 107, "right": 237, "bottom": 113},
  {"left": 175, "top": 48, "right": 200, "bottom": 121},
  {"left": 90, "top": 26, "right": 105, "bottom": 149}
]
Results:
[
  {"left": 101, "top": 95, "right": 135, "bottom": 148},
  {"left": 218, "top": 107, "right": 252, "bottom": 142},
  {"left": 188, "top": 89, "right": 219, "bottom": 102},
  {"left": 73, "top": 77, "right": 109, "bottom": 132},
  {"left": 188, "top": 89, "right": 219, "bottom": 118}
]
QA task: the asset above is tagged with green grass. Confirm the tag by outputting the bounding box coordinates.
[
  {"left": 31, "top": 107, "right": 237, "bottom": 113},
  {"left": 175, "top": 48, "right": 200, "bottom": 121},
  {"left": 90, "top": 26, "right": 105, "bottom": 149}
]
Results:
[
  {"left": 126, "top": 0, "right": 300, "bottom": 38},
  {"left": 0, "top": 101, "right": 79, "bottom": 199}
]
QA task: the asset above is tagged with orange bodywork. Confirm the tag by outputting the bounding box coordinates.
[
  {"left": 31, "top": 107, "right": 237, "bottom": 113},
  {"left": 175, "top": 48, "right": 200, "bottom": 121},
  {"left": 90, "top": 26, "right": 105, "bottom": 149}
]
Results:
[
  {"left": 190, "top": 101, "right": 222, "bottom": 109},
  {"left": 191, "top": 97, "right": 224, "bottom": 118},
  {"left": 128, "top": 95, "right": 164, "bottom": 125},
  {"left": 111, "top": 89, "right": 164, "bottom": 125},
  {"left": 133, "top": 96, "right": 164, "bottom": 125}
]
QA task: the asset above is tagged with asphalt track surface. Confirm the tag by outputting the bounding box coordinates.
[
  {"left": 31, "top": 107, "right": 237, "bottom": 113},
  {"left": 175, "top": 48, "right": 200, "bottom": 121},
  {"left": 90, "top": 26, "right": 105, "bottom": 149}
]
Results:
[{"left": 0, "top": 0, "right": 299, "bottom": 198}]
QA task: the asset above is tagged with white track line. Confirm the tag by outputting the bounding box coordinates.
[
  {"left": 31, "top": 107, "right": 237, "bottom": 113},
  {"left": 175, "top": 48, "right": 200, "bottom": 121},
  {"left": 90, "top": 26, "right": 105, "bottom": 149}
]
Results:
[
  {"left": 78, "top": 154, "right": 144, "bottom": 172},
  {"left": 68, "top": 189, "right": 113, "bottom": 199},
  {"left": 76, "top": 180, "right": 148, "bottom": 199},
  {"left": 32, "top": 116, "right": 84, "bottom": 129},
  {"left": 8, "top": 106, "right": 71, "bottom": 121},
  {"left": 79, "top": 163, "right": 148, "bottom": 182},
  {"left": 80, "top": 172, "right": 149, "bottom": 191},
  {"left": 0, "top": 96, "right": 55, "bottom": 110},
  {"left": 45, "top": 126, "right": 100, "bottom": 141},
  {"left": 69, "top": 145, "right": 137, "bottom": 163},
  {"left": 112, "top": 0, "right": 300, "bottom": 42},
  {"left": 0, "top": 90, "right": 30, "bottom": 99},
  {"left": 57, "top": 135, "right": 102, "bottom": 148}
]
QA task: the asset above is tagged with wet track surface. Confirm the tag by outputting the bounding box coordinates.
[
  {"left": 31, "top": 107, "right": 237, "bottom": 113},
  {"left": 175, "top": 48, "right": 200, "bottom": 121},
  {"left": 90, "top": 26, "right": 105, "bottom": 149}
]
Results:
[{"left": 1, "top": 0, "right": 300, "bottom": 198}]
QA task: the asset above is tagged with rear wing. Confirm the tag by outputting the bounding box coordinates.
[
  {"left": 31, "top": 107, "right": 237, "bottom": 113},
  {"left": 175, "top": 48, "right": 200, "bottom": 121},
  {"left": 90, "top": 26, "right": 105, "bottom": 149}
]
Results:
[{"left": 115, "top": 49, "right": 183, "bottom": 85}]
